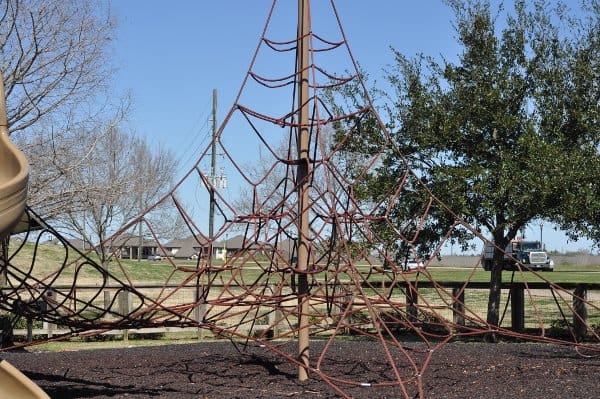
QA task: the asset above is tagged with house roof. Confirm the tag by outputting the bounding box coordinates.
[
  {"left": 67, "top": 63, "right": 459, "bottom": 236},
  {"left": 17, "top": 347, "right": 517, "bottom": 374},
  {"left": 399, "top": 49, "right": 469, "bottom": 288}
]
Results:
[
  {"left": 164, "top": 235, "right": 210, "bottom": 258},
  {"left": 165, "top": 235, "right": 208, "bottom": 249},
  {"left": 110, "top": 233, "right": 158, "bottom": 247},
  {"left": 217, "top": 234, "right": 264, "bottom": 250}
]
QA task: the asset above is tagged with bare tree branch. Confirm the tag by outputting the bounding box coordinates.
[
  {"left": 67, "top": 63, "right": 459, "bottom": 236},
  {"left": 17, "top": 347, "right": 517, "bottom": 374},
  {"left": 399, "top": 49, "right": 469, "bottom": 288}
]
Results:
[{"left": 1, "top": 0, "right": 115, "bottom": 133}]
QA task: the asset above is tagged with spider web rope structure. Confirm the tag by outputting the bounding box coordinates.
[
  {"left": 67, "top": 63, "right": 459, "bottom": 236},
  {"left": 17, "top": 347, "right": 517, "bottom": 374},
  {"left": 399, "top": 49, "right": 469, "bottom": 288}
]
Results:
[{"left": 1, "top": 1, "right": 599, "bottom": 398}]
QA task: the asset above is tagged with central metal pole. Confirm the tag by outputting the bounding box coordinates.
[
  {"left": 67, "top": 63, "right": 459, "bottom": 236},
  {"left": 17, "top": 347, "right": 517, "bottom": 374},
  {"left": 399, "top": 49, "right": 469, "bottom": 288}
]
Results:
[{"left": 296, "top": 0, "right": 311, "bottom": 382}]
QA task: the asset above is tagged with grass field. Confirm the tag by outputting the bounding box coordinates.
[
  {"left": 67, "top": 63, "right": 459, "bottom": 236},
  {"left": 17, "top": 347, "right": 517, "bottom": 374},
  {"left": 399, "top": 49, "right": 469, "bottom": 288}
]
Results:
[{"left": 7, "top": 241, "right": 600, "bottom": 286}]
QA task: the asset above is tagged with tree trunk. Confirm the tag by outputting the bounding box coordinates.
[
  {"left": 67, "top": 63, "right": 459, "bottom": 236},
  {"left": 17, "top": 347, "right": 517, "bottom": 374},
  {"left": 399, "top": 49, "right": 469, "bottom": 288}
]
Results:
[
  {"left": 0, "top": 237, "right": 14, "bottom": 348},
  {"left": 573, "top": 285, "right": 587, "bottom": 342},
  {"left": 485, "top": 236, "right": 507, "bottom": 342},
  {"left": 0, "top": 236, "right": 7, "bottom": 286},
  {"left": 485, "top": 264, "right": 502, "bottom": 342}
]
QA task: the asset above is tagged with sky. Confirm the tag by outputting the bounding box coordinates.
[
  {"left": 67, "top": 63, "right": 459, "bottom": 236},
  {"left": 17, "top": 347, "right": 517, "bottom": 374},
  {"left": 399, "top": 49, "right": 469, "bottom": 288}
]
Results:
[
  {"left": 110, "top": 1, "right": 457, "bottom": 158},
  {"left": 109, "top": 1, "right": 595, "bottom": 254}
]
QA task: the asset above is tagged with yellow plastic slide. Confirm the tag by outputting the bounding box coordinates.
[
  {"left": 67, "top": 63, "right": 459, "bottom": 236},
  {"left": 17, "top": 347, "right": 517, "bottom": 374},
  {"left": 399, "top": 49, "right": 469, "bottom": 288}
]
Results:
[
  {"left": 0, "top": 74, "right": 49, "bottom": 398},
  {"left": 0, "top": 74, "right": 28, "bottom": 237},
  {"left": 0, "top": 360, "right": 50, "bottom": 399}
]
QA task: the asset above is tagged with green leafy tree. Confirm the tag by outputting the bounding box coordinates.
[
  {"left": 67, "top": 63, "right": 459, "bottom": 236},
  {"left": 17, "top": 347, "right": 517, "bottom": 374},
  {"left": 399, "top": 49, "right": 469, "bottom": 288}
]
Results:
[{"left": 337, "top": 0, "right": 599, "bottom": 333}]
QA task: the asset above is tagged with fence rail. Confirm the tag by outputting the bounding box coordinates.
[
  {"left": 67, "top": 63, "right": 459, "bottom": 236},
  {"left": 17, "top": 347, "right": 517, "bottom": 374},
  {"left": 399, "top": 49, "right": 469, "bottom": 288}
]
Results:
[{"left": 7, "top": 280, "right": 600, "bottom": 341}]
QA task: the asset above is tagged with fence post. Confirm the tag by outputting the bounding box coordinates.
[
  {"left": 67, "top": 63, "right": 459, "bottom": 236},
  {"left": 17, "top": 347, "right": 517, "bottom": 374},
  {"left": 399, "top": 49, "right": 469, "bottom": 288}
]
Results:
[
  {"left": 452, "top": 287, "right": 465, "bottom": 327},
  {"left": 118, "top": 291, "right": 131, "bottom": 341},
  {"left": 103, "top": 290, "right": 111, "bottom": 311},
  {"left": 573, "top": 284, "right": 587, "bottom": 342},
  {"left": 43, "top": 321, "right": 54, "bottom": 339},
  {"left": 510, "top": 285, "right": 525, "bottom": 332},
  {"left": 72, "top": 286, "right": 77, "bottom": 311},
  {"left": 195, "top": 286, "right": 206, "bottom": 340},
  {"left": 406, "top": 285, "right": 418, "bottom": 323},
  {"left": 267, "top": 306, "right": 281, "bottom": 339},
  {"left": 267, "top": 285, "right": 281, "bottom": 338},
  {"left": 26, "top": 317, "right": 33, "bottom": 343},
  {"left": 344, "top": 293, "right": 354, "bottom": 335},
  {"left": 44, "top": 289, "right": 55, "bottom": 338}
]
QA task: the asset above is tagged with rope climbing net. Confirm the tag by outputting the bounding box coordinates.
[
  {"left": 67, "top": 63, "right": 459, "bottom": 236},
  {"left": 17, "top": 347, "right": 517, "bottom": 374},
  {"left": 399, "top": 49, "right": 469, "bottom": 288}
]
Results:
[{"left": 1, "top": 1, "right": 598, "bottom": 398}]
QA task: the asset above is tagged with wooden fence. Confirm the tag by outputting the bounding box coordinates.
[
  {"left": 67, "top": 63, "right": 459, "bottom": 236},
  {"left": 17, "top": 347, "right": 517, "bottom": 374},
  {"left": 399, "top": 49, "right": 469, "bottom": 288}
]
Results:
[{"left": 9, "top": 281, "right": 600, "bottom": 341}]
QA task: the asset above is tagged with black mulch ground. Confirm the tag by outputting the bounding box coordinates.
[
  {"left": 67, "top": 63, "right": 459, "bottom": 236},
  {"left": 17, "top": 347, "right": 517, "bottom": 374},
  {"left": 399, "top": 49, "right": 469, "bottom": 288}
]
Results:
[{"left": 3, "top": 340, "right": 600, "bottom": 398}]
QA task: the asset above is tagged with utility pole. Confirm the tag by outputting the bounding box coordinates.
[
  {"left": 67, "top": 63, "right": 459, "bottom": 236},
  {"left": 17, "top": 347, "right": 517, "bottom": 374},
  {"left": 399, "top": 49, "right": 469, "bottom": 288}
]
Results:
[
  {"left": 209, "top": 89, "right": 217, "bottom": 244},
  {"left": 197, "top": 89, "right": 218, "bottom": 340},
  {"left": 296, "top": 0, "right": 311, "bottom": 382}
]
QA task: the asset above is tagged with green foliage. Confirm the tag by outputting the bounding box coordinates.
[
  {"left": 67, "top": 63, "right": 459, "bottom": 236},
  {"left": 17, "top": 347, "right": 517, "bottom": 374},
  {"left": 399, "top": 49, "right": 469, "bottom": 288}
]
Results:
[
  {"left": 548, "top": 318, "right": 574, "bottom": 339},
  {"left": 382, "top": 1, "right": 599, "bottom": 247},
  {"left": 332, "top": 0, "right": 599, "bottom": 326},
  {"left": 372, "top": 1, "right": 599, "bottom": 250}
]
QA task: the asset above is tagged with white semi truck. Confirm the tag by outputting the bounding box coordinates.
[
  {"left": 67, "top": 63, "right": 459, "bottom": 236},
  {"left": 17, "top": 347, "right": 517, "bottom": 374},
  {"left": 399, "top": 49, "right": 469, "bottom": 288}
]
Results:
[{"left": 482, "top": 239, "right": 554, "bottom": 271}]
